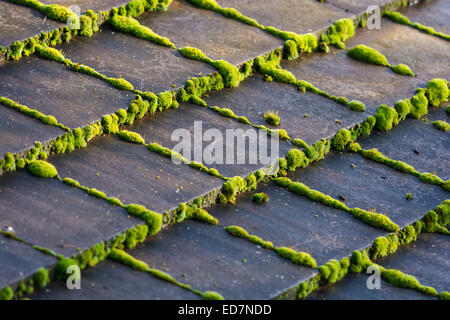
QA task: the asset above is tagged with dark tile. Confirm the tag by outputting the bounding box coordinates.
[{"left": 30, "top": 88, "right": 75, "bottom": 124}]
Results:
[
  {"left": 0, "top": 170, "right": 141, "bottom": 257},
  {"left": 290, "top": 150, "right": 448, "bottom": 228},
  {"left": 204, "top": 74, "right": 367, "bottom": 144},
  {"left": 129, "top": 102, "right": 292, "bottom": 178},
  {"left": 0, "top": 56, "right": 134, "bottom": 129},
  {"left": 131, "top": 220, "right": 317, "bottom": 299},
  {"left": 397, "top": 0, "right": 450, "bottom": 35},
  {"left": 211, "top": 180, "right": 387, "bottom": 265},
  {"left": 50, "top": 134, "right": 224, "bottom": 213},
  {"left": 217, "top": 0, "right": 348, "bottom": 34},
  {"left": 57, "top": 23, "right": 216, "bottom": 93},
  {"left": 0, "top": 105, "right": 65, "bottom": 156},
  {"left": 30, "top": 259, "right": 200, "bottom": 300},
  {"left": 0, "top": 0, "right": 63, "bottom": 47},
  {"left": 325, "top": 0, "right": 394, "bottom": 14},
  {"left": 0, "top": 235, "right": 57, "bottom": 289},
  {"left": 137, "top": 0, "right": 283, "bottom": 65}
]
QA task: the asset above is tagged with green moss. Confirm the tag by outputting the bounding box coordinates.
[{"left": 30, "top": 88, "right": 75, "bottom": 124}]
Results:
[
  {"left": 108, "top": 197, "right": 124, "bottom": 207},
  {"left": 27, "top": 160, "right": 58, "bottom": 178},
  {"left": 202, "top": 291, "right": 224, "bottom": 300},
  {"left": 36, "top": 45, "right": 65, "bottom": 62},
  {"left": 101, "top": 114, "right": 120, "bottom": 134},
  {"left": 33, "top": 268, "right": 50, "bottom": 289},
  {"left": 118, "top": 130, "right": 146, "bottom": 144},
  {"left": 332, "top": 128, "right": 352, "bottom": 151},
  {"left": 254, "top": 55, "right": 296, "bottom": 84},
  {"left": 431, "top": 120, "right": 450, "bottom": 132},
  {"left": 406, "top": 193, "right": 412, "bottom": 200},
  {"left": 440, "top": 291, "right": 450, "bottom": 300},
  {"left": 220, "top": 176, "right": 246, "bottom": 204},
  {"left": 425, "top": 79, "right": 448, "bottom": 107},
  {"left": 252, "top": 192, "right": 269, "bottom": 204},
  {"left": 54, "top": 257, "right": 78, "bottom": 281},
  {"left": 210, "top": 60, "right": 241, "bottom": 88},
  {"left": 347, "top": 100, "right": 366, "bottom": 112},
  {"left": 297, "top": 274, "right": 320, "bottom": 299},
  {"left": 370, "top": 235, "right": 399, "bottom": 260},
  {"left": 347, "top": 44, "right": 388, "bottom": 66},
  {"left": 390, "top": 64, "right": 415, "bottom": 77},
  {"left": 380, "top": 267, "right": 438, "bottom": 296},
  {"left": 0, "top": 286, "right": 13, "bottom": 300},
  {"left": 394, "top": 99, "right": 412, "bottom": 121},
  {"left": 42, "top": 4, "right": 76, "bottom": 23},
  {"left": 351, "top": 207, "right": 399, "bottom": 232},
  {"left": 275, "top": 247, "right": 317, "bottom": 268},
  {"left": 126, "top": 204, "right": 162, "bottom": 235},
  {"left": 321, "top": 18, "right": 355, "bottom": 49},
  {"left": 225, "top": 225, "right": 249, "bottom": 238},
  {"left": 285, "top": 148, "right": 307, "bottom": 171},
  {"left": 125, "top": 225, "right": 148, "bottom": 249},
  {"left": 6, "top": 41, "right": 24, "bottom": 60},
  {"left": 360, "top": 148, "right": 415, "bottom": 174},
  {"left": 187, "top": 208, "right": 218, "bottom": 225},
  {"left": 409, "top": 89, "right": 428, "bottom": 119},
  {"left": 375, "top": 104, "right": 398, "bottom": 131},
  {"left": 349, "top": 250, "right": 372, "bottom": 273},
  {"left": 263, "top": 110, "right": 280, "bottom": 126},
  {"left": 106, "top": 77, "right": 134, "bottom": 91},
  {"left": 110, "top": 15, "right": 175, "bottom": 48},
  {"left": 283, "top": 40, "right": 299, "bottom": 60},
  {"left": 109, "top": 248, "right": 149, "bottom": 272},
  {"left": 319, "top": 258, "right": 349, "bottom": 284},
  {"left": 347, "top": 141, "right": 361, "bottom": 153}
]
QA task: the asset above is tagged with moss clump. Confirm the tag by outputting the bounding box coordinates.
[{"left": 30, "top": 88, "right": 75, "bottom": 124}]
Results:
[
  {"left": 110, "top": 15, "right": 175, "bottom": 48},
  {"left": 126, "top": 204, "right": 162, "bottom": 235},
  {"left": 35, "top": 45, "right": 65, "bottom": 62},
  {"left": 33, "top": 268, "right": 50, "bottom": 289},
  {"left": 118, "top": 130, "right": 146, "bottom": 144},
  {"left": 275, "top": 247, "right": 317, "bottom": 268},
  {"left": 390, "top": 64, "right": 415, "bottom": 77},
  {"left": 360, "top": 148, "right": 415, "bottom": 174},
  {"left": 285, "top": 149, "right": 307, "bottom": 171},
  {"left": 375, "top": 104, "right": 398, "bottom": 131},
  {"left": 106, "top": 77, "right": 134, "bottom": 91},
  {"left": 321, "top": 18, "right": 355, "bottom": 49},
  {"left": 331, "top": 128, "right": 352, "bottom": 151},
  {"left": 254, "top": 55, "right": 296, "bottom": 84},
  {"left": 187, "top": 208, "right": 218, "bottom": 225},
  {"left": 27, "top": 160, "right": 58, "bottom": 178},
  {"left": 42, "top": 4, "right": 77, "bottom": 23},
  {"left": 347, "top": 141, "right": 361, "bottom": 153},
  {"left": 347, "top": 100, "right": 366, "bottom": 112},
  {"left": 394, "top": 99, "right": 412, "bottom": 121},
  {"left": 349, "top": 250, "right": 372, "bottom": 273},
  {"left": 347, "top": 44, "right": 388, "bottom": 66},
  {"left": 409, "top": 89, "right": 428, "bottom": 119},
  {"left": 431, "top": 120, "right": 449, "bottom": 132},
  {"left": 220, "top": 176, "right": 246, "bottom": 204},
  {"left": 319, "top": 258, "right": 349, "bottom": 284},
  {"left": 0, "top": 286, "right": 14, "bottom": 300},
  {"left": 54, "top": 257, "right": 78, "bottom": 281},
  {"left": 380, "top": 267, "right": 438, "bottom": 296},
  {"left": 263, "top": 110, "right": 280, "bottom": 126},
  {"left": 252, "top": 192, "right": 269, "bottom": 204},
  {"left": 425, "top": 79, "right": 448, "bottom": 107},
  {"left": 406, "top": 193, "right": 412, "bottom": 200},
  {"left": 440, "top": 291, "right": 450, "bottom": 300},
  {"left": 283, "top": 40, "right": 299, "bottom": 60},
  {"left": 225, "top": 225, "right": 249, "bottom": 238},
  {"left": 109, "top": 249, "right": 150, "bottom": 272},
  {"left": 297, "top": 274, "right": 320, "bottom": 299},
  {"left": 351, "top": 207, "right": 399, "bottom": 232},
  {"left": 202, "top": 291, "right": 224, "bottom": 300},
  {"left": 369, "top": 235, "right": 399, "bottom": 260}
]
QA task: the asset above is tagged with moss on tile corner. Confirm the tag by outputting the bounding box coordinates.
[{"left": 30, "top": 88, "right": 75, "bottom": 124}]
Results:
[{"left": 321, "top": 18, "right": 355, "bottom": 49}]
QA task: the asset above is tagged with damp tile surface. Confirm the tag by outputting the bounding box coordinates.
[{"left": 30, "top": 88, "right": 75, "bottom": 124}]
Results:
[
  {"left": 0, "top": 56, "right": 134, "bottom": 129},
  {"left": 38, "top": 0, "right": 131, "bottom": 13},
  {"left": 291, "top": 150, "right": 449, "bottom": 228},
  {"left": 211, "top": 180, "right": 387, "bottom": 266},
  {"left": 56, "top": 23, "right": 216, "bottom": 94},
  {"left": 137, "top": 0, "right": 283, "bottom": 65},
  {"left": 397, "top": 0, "right": 450, "bottom": 35},
  {"left": 131, "top": 220, "right": 317, "bottom": 300},
  {"left": 359, "top": 111, "right": 450, "bottom": 180},
  {"left": 0, "top": 105, "right": 65, "bottom": 156},
  {"left": 0, "top": 170, "right": 142, "bottom": 257},
  {"left": 216, "top": 0, "right": 349, "bottom": 34},
  {"left": 378, "top": 233, "right": 450, "bottom": 294},
  {"left": 30, "top": 259, "right": 200, "bottom": 300},
  {"left": 50, "top": 134, "right": 224, "bottom": 213},
  {"left": 0, "top": 0, "right": 63, "bottom": 47},
  {"left": 129, "top": 102, "right": 292, "bottom": 178},
  {"left": 0, "top": 236, "right": 57, "bottom": 289},
  {"left": 325, "top": 0, "right": 394, "bottom": 14},
  {"left": 203, "top": 74, "right": 367, "bottom": 144}
]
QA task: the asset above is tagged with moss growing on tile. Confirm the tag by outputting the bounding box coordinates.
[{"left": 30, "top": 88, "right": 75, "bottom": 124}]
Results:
[
  {"left": 347, "top": 44, "right": 389, "bottom": 66},
  {"left": 109, "top": 15, "right": 175, "bottom": 48},
  {"left": 394, "top": 99, "right": 412, "bottom": 121},
  {"left": 27, "top": 160, "right": 58, "bottom": 178},
  {"left": 380, "top": 266, "right": 438, "bottom": 296},
  {"left": 119, "top": 130, "right": 146, "bottom": 144},
  {"left": 126, "top": 204, "right": 162, "bottom": 235},
  {"left": 275, "top": 247, "right": 317, "bottom": 268},
  {"left": 409, "top": 89, "right": 428, "bottom": 119},
  {"left": 321, "top": 18, "right": 355, "bottom": 49},
  {"left": 109, "top": 248, "right": 150, "bottom": 272},
  {"left": 285, "top": 149, "right": 308, "bottom": 171},
  {"left": 347, "top": 100, "right": 366, "bottom": 112},
  {"left": 375, "top": 104, "right": 398, "bottom": 131},
  {"left": 106, "top": 77, "right": 135, "bottom": 91},
  {"left": 202, "top": 291, "right": 225, "bottom": 300},
  {"left": 254, "top": 54, "right": 296, "bottom": 84},
  {"left": 263, "top": 110, "right": 280, "bottom": 126},
  {"left": 384, "top": 11, "right": 450, "bottom": 42},
  {"left": 283, "top": 40, "right": 299, "bottom": 61},
  {"left": 349, "top": 250, "right": 372, "bottom": 273},
  {"left": 35, "top": 44, "right": 65, "bottom": 62},
  {"left": 32, "top": 268, "right": 50, "bottom": 289},
  {"left": 431, "top": 120, "right": 449, "bottom": 132},
  {"left": 319, "top": 258, "right": 349, "bottom": 284},
  {"left": 54, "top": 257, "right": 78, "bottom": 281},
  {"left": 425, "top": 79, "right": 448, "bottom": 107},
  {"left": 331, "top": 128, "right": 352, "bottom": 151},
  {"left": 252, "top": 192, "right": 269, "bottom": 204},
  {"left": 390, "top": 64, "right": 415, "bottom": 77},
  {"left": 0, "top": 286, "right": 14, "bottom": 300},
  {"left": 187, "top": 208, "right": 218, "bottom": 225},
  {"left": 219, "top": 176, "right": 246, "bottom": 204}
]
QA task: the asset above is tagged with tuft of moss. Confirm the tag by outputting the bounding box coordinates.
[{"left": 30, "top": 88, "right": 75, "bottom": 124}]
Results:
[
  {"left": 283, "top": 40, "right": 299, "bottom": 60},
  {"left": 0, "top": 286, "right": 14, "bottom": 300},
  {"left": 220, "top": 176, "right": 246, "bottom": 204},
  {"left": 319, "top": 258, "right": 349, "bottom": 284},
  {"left": 118, "top": 130, "right": 146, "bottom": 144},
  {"left": 375, "top": 104, "right": 398, "bottom": 131},
  {"left": 106, "top": 77, "right": 134, "bottom": 91},
  {"left": 33, "top": 268, "right": 50, "bottom": 289},
  {"left": 406, "top": 193, "right": 412, "bottom": 200},
  {"left": 263, "top": 110, "right": 280, "bottom": 126},
  {"left": 380, "top": 267, "right": 438, "bottom": 296},
  {"left": 202, "top": 291, "right": 224, "bottom": 300},
  {"left": 254, "top": 55, "right": 296, "bottom": 84},
  {"left": 252, "top": 192, "right": 269, "bottom": 204},
  {"left": 187, "top": 208, "right": 218, "bottom": 225},
  {"left": 54, "top": 257, "right": 78, "bottom": 281},
  {"left": 409, "top": 89, "right": 428, "bottom": 119},
  {"left": 349, "top": 250, "right": 372, "bottom": 273},
  {"left": 431, "top": 120, "right": 449, "bottom": 132},
  {"left": 347, "top": 100, "right": 366, "bottom": 112},
  {"left": 126, "top": 204, "right": 162, "bottom": 235},
  {"left": 275, "top": 247, "right": 317, "bottom": 268},
  {"left": 321, "top": 18, "right": 355, "bottom": 49},
  {"left": 347, "top": 44, "right": 388, "bottom": 66},
  {"left": 285, "top": 149, "right": 307, "bottom": 171},
  {"left": 108, "top": 249, "right": 150, "bottom": 272},
  {"left": 331, "top": 128, "right": 352, "bottom": 151},
  {"left": 390, "top": 64, "right": 415, "bottom": 77},
  {"left": 27, "top": 160, "right": 58, "bottom": 178},
  {"left": 425, "top": 79, "right": 448, "bottom": 107},
  {"left": 394, "top": 99, "right": 412, "bottom": 121}
]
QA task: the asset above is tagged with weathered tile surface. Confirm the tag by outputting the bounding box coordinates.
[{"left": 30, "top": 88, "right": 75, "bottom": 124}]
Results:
[
  {"left": 0, "top": 56, "right": 134, "bottom": 129},
  {"left": 137, "top": 0, "right": 283, "bottom": 65},
  {"left": 131, "top": 220, "right": 317, "bottom": 299},
  {"left": 397, "top": 0, "right": 450, "bottom": 35},
  {"left": 203, "top": 74, "right": 367, "bottom": 144},
  {"left": 30, "top": 259, "right": 200, "bottom": 300},
  {"left": 38, "top": 0, "right": 130, "bottom": 13},
  {"left": 0, "top": 170, "right": 141, "bottom": 257},
  {"left": 0, "top": 105, "right": 65, "bottom": 156},
  {"left": 57, "top": 23, "right": 216, "bottom": 93},
  {"left": 325, "top": 0, "right": 394, "bottom": 14}
]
